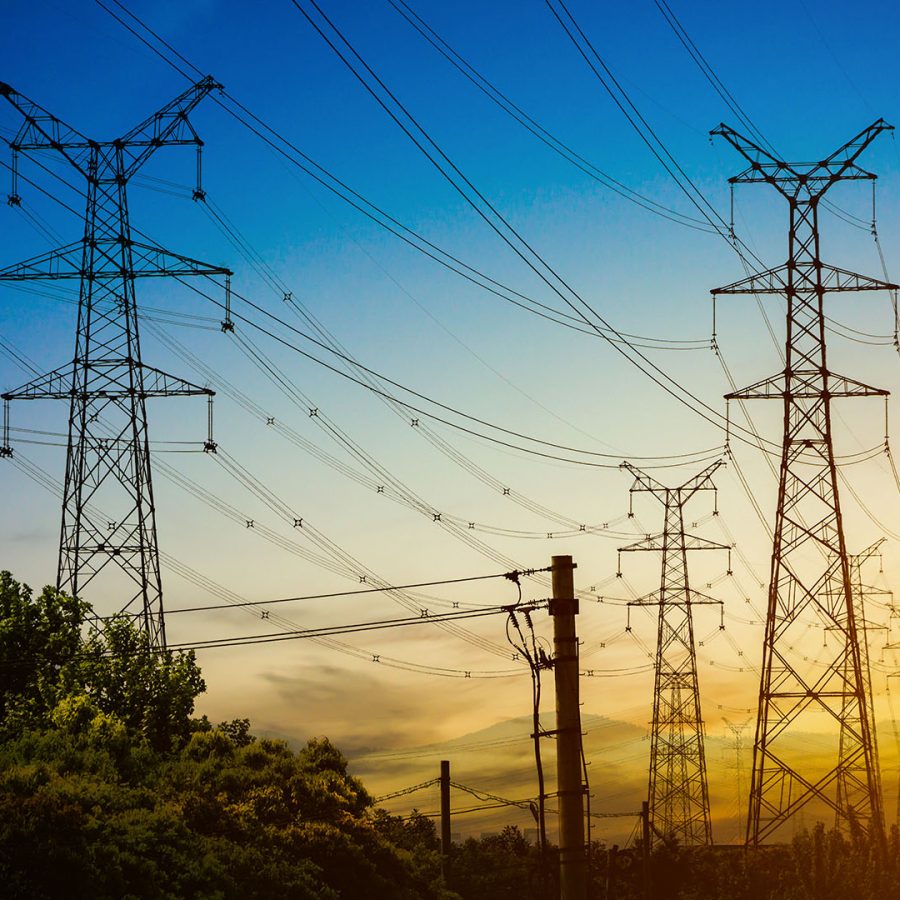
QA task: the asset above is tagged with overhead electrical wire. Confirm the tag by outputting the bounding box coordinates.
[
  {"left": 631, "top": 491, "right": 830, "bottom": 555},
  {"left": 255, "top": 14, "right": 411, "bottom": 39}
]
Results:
[
  {"left": 159, "top": 602, "right": 545, "bottom": 653},
  {"left": 96, "top": 0, "right": 706, "bottom": 354},
  {"left": 4, "top": 147, "right": 722, "bottom": 472},
  {"left": 650, "top": 1, "right": 896, "bottom": 348},
  {"left": 5, "top": 1, "right": 892, "bottom": 684},
  {"left": 285, "top": 0, "right": 783, "bottom": 452},
  {"left": 5, "top": 449, "right": 530, "bottom": 679},
  {"left": 98, "top": 0, "right": 792, "bottom": 457},
  {"left": 385, "top": 0, "right": 718, "bottom": 236},
  {"left": 164, "top": 567, "right": 548, "bottom": 615},
  {"left": 0, "top": 336, "right": 531, "bottom": 662},
  {"left": 179, "top": 272, "right": 729, "bottom": 468},
  {"left": 141, "top": 321, "right": 661, "bottom": 610}
]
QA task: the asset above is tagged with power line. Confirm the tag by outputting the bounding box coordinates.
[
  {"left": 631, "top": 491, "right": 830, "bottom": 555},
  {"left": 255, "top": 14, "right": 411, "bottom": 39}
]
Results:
[
  {"left": 162, "top": 568, "right": 548, "bottom": 615},
  {"left": 99, "top": 0, "right": 786, "bottom": 456},
  {"left": 386, "top": 0, "right": 717, "bottom": 235},
  {"left": 162, "top": 602, "right": 546, "bottom": 653}
]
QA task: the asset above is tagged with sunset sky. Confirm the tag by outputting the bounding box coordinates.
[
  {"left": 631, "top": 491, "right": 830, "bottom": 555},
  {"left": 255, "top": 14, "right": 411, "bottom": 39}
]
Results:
[{"left": 2, "top": 0, "right": 900, "bottom": 842}]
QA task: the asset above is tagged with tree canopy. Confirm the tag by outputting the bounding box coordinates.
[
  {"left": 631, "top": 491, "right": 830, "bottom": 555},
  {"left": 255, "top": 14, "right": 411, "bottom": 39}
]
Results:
[{"left": 2, "top": 570, "right": 899, "bottom": 899}]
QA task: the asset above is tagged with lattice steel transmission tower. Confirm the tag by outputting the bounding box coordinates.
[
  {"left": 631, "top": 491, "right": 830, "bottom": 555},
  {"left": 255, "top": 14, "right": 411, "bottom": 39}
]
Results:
[
  {"left": 711, "top": 121, "right": 894, "bottom": 844},
  {"left": 834, "top": 540, "right": 886, "bottom": 827},
  {"left": 619, "top": 460, "right": 728, "bottom": 846},
  {"left": 0, "top": 78, "right": 230, "bottom": 646},
  {"left": 723, "top": 718, "right": 751, "bottom": 841}
]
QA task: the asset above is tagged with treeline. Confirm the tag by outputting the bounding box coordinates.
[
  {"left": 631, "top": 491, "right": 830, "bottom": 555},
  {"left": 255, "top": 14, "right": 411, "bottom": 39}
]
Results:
[{"left": 1, "top": 570, "right": 898, "bottom": 899}]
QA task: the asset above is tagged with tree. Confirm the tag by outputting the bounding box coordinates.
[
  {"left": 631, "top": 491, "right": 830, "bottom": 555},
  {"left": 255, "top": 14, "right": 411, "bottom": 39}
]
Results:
[
  {"left": 0, "top": 571, "right": 205, "bottom": 750},
  {"left": 58, "top": 616, "right": 205, "bottom": 751},
  {"left": 0, "top": 570, "right": 88, "bottom": 739}
]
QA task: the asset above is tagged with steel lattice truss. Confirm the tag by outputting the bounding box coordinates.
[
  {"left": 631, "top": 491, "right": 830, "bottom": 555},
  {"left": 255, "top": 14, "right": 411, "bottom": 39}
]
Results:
[
  {"left": 0, "top": 79, "right": 230, "bottom": 646},
  {"left": 835, "top": 542, "right": 886, "bottom": 827},
  {"left": 619, "top": 461, "right": 727, "bottom": 847},
  {"left": 712, "top": 120, "right": 894, "bottom": 844}
]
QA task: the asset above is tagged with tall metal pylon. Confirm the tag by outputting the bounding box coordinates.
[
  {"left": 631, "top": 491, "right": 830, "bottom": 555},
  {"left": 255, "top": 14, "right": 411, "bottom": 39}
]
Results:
[
  {"left": 711, "top": 120, "right": 894, "bottom": 844},
  {"left": 834, "top": 541, "right": 886, "bottom": 827},
  {"left": 723, "top": 717, "right": 751, "bottom": 841},
  {"left": 0, "top": 78, "right": 230, "bottom": 646},
  {"left": 618, "top": 460, "right": 728, "bottom": 846}
]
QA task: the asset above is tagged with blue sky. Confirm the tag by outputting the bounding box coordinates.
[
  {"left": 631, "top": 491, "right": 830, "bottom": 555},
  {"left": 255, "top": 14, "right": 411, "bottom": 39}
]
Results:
[{"left": 2, "top": 0, "right": 900, "bottom": 840}]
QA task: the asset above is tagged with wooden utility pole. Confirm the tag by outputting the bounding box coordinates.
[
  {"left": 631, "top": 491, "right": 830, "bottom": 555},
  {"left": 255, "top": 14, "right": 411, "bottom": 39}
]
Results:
[
  {"left": 606, "top": 844, "right": 619, "bottom": 900},
  {"left": 440, "top": 759, "right": 451, "bottom": 878},
  {"left": 641, "top": 800, "right": 651, "bottom": 900},
  {"left": 551, "top": 554, "right": 586, "bottom": 900}
]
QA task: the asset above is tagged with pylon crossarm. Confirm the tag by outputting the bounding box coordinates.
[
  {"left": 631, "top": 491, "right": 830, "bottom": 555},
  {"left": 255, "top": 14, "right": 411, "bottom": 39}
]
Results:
[
  {"left": 712, "top": 265, "right": 788, "bottom": 295},
  {"left": 0, "top": 82, "right": 92, "bottom": 175},
  {"left": 819, "top": 264, "right": 898, "bottom": 293},
  {"left": 129, "top": 241, "right": 231, "bottom": 278},
  {"left": 117, "top": 76, "right": 221, "bottom": 180},
  {"left": 712, "top": 120, "right": 892, "bottom": 200},
  {"left": 139, "top": 365, "right": 213, "bottom": 398},
  {"left": 619, "top": 534, "right": 665, "bottom": 553},
  {"left": 677, "top": 460, "right": 725, "bottom": 503},
  {"left": 682, "top": 534, "right": 730, "bottom": 551},
  {"left": 728, "top": 368, "right": 888, "bottom": 401},
  {"left": 0, "top": 241, "right": 84, "bottom": 280},
  {"left": 818, "top": 119, "right": 893, "bottom": 181},
  {"left": 621, "top": 460, "right": 667, "bottom": 497},
  {"left": 714, "top": 262, "right": 896, "bottom": 296},
  {"left": 710, "top": 123, "right": 784, "bottom": 173},
  {"left": 2, "top": 364, "right": 73, "bottom": 400},
  {"left": 3, "top": 364, "right": 212, "bottom": 402},
  {"left": 825, "top": 373, "right": 888, "bottom": 398},
  {"left": 854, "top": 538, "right": 886, "bottom": 566},
  {"left": 628, "top": 588, "right": 722, "bottom": 607},
  {"left": 0, "top": 240, "right": 232, "bottom": 282}
]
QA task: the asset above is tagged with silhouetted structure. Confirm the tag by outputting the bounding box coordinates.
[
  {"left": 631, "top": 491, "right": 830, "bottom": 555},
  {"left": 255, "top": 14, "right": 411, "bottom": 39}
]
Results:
[
  {"left": 712, "top": 121, "right": 892, "bottom": 844},
  {"left": 0, "top": 78, "right": 229, "bottom": 646},
  {"left": 619, "top": 461, "right": 727, "bottom": 846}
]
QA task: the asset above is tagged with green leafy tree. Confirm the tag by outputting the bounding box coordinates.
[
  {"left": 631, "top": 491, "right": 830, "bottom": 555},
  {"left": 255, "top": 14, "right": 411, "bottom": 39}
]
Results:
[
  {"left": 0, "top": 571, "right": 88, "bottom": 738},
  {"left": 58, "top": 616, "right": 205, "bottom": 751},
  {"left": 0, "top": 571, "right": 205, "bottom": 750}
]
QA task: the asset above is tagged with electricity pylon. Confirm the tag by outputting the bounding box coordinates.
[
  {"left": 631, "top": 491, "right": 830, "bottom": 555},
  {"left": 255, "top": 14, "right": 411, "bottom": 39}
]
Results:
[
  {"left": 712, "top": 121, "right": 893, "bottom": 844},
  {"left": 0, "top": 78, "right": 230, "bottom": 646},
  {"left": 834, "top": 541, "right": 886, "bottom": 827},
  {"left": 619, "top": 460, "right": 728, "bottom": 846},
  {"left": 723, "top": 718, "right": 750, "bottom": 842}
]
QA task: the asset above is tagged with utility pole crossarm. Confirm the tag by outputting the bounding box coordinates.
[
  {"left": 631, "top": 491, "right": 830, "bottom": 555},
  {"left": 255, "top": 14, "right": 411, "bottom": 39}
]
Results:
[{"left": 117, "top": 75, "right": 221, "bottom": 180}]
